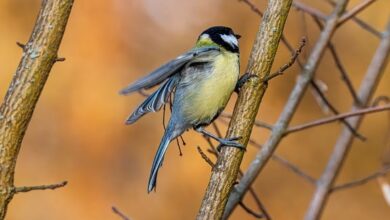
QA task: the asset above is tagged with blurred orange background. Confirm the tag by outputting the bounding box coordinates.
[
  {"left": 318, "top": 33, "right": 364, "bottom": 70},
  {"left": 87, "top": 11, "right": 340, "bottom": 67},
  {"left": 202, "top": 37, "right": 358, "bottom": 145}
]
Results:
[{"left": 1, "top": 0, "right": 390, "bottom": 219}]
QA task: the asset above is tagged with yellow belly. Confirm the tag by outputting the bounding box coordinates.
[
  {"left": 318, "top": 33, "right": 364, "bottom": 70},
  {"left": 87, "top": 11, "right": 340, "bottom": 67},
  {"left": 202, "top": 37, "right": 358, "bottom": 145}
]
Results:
[{"left": 183, "top": 52, "right": 239, "bottom": 124}]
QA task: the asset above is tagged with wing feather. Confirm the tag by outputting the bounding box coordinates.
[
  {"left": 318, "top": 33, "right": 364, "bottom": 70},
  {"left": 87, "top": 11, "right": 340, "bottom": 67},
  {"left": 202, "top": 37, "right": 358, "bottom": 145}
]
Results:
[
  {"left": 119, "top": 46, "right": 220, "bottom": 95},
  {"left": 125, "top": 76, "right": 178, "bottom": 124}
]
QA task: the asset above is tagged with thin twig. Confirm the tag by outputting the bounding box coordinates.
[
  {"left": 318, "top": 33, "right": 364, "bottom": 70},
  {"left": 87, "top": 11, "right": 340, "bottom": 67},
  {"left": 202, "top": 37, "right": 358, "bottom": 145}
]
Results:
[
  {"left": 324, "top": 0, "right": 381, "bottom": 37},
  {"left": 112, "top": 206, "right": 130, "bottom": 220},
  {"left": 238, "top": 0, "right": 263, "bottom": 16},
  {"left": 265, "top": 38, "right": 306, "bottom": 82},
  {"left": 337, "top": 0, "right": 377, "bottom": 26},
  {"left": 197, "top": 146, "right": 215, "bottom": 167},
  {"left": 285, "top": 104, "right": 390, "bottom": 135},
  {"left": 328, "top": 42, "right": 361, "bottom": 105},
  {"left": 239, "top": 202, "right": 264, "bottom": 219},
  {"left": 13, "top": 181, "right": 67, "bottom": 193},
  {"left": 16, "top": 42, "right": 25, "bottom": 50},
  {"left": 272, "top": 155, "right": 317, "bottom": 184},
  {"left": 55, "top": 57, "right": 66, "bottom": 62},
  {"left": 249, "top": 139, "right": 316, "bottom": 185},
  {"left": 310, "top": 79, "right": 366, "bottom": 141},
  {"left": 247, "top": 187, "right": 272, "bottom": 220},
  {"left": 331, "top": 166, "right": 390, "bottom": 192},
  {"left": 293, "top": 0, "right": 328, "bottom": 20},
  {"left": 311, "top": 15, "right": 362, "bottom": 105}
]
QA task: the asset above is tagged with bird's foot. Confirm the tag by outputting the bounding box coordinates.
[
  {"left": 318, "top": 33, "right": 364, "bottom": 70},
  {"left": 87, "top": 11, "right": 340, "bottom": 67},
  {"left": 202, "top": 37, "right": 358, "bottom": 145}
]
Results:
[
  {"left": 216, "top": 136, "right": 245, "bottom": 152},
  {"left": 235, "top": 73, "right": 258, "bottom": 93}
]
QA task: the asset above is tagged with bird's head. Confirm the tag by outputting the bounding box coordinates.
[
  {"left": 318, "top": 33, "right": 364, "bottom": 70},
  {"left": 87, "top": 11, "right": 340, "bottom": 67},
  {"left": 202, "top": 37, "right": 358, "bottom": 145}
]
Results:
[{"left": 196, "top": 26, "right": 240, "bottom": 53}]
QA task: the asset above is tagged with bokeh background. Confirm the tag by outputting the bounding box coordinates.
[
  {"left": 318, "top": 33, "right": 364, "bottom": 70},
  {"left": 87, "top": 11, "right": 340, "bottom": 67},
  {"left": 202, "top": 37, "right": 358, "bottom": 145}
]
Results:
[{"left": 1, "top": 0, "right": 390, "bottom": 219}]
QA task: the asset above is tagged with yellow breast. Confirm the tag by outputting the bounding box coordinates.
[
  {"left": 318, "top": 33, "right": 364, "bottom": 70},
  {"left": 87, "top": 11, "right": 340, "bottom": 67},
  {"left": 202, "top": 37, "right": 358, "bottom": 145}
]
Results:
[{"left": 183, "top": 51, "right": 239, "bottom": 124}]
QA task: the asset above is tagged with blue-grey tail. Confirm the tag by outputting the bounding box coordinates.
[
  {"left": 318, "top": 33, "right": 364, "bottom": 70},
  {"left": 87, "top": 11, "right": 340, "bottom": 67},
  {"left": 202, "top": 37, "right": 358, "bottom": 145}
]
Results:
[{"left": 147, "top": 125, "right": 175, "bottom": 193}]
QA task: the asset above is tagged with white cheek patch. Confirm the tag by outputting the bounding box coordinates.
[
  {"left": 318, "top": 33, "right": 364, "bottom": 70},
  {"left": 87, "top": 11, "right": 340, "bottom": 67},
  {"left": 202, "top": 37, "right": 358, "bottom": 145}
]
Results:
[
  {"left": 220, "top": 34, "right": 238, "bottom": 48},
  {"left": 200, "top": 33, "right": 211, "bottom": 40}
]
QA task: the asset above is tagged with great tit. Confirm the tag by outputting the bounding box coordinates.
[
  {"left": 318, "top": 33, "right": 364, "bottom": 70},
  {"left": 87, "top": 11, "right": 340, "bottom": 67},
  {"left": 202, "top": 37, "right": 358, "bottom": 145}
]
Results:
[{"left": 121, "top": 26, "right": 246, "bottom": 193}]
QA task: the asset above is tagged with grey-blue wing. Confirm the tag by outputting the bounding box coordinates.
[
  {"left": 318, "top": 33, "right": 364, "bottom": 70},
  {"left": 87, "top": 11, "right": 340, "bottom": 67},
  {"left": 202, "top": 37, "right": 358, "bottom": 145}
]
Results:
[
  {"left": 125, "top": 76, "right": 179, "bottom": 124},
  {"left": 119, "top": 46, "right": 220, "bottom": 95}
]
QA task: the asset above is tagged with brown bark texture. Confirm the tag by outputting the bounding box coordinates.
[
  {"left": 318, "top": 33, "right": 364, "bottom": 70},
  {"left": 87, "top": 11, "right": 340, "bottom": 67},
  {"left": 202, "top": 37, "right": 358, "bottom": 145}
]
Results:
[
  {"left": 0, "top": 0, "right": 73, "bottom": 219},
  {"left": 196, "top": 0, "right": 293, "bottom": 219}
]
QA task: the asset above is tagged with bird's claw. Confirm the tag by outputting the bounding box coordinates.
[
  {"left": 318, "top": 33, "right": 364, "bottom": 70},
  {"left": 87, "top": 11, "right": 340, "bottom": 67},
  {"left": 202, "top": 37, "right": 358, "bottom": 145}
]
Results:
[
  {"left": 235, "top": 73, "right": 258, "bottom": 93},
  {"left": 216, "top": 136, "right": 245, "bottom": 152}
]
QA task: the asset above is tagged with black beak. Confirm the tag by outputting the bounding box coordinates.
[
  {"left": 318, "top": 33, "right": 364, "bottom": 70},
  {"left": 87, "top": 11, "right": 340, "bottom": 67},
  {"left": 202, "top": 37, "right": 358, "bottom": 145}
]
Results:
[{"left": 234, "top": 34, "right": 241, "bottom": 39}]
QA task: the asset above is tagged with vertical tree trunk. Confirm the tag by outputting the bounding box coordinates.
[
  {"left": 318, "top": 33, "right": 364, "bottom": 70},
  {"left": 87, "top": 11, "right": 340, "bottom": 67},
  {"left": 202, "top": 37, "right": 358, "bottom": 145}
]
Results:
[
  {"left": 0, "top": 0, "right": 73, "bottom": 218},
  {"left": 196, "top": 0, "right": 293, "bottom": 219}
]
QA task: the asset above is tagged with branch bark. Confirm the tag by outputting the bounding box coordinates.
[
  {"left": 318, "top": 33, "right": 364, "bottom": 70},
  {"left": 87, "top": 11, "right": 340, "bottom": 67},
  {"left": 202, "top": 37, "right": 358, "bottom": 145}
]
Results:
[
  {"left": 196, "top": 1, "right": 293, "bottom": 219},
  {"left": 0, "top": 0, "right": 73, "bottom": 218},
  {"left": 304, "top": 18, "right": 390, "bottom": 220},
  {"left": 223, "top": 0, "right": 349, "bottom": 217}
]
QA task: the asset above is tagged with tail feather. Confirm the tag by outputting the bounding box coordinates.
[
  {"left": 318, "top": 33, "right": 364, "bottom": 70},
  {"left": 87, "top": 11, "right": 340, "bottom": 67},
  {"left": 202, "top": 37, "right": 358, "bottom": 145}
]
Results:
[{"left": 147, "top": 126, "right": 174, "bottom": 193}]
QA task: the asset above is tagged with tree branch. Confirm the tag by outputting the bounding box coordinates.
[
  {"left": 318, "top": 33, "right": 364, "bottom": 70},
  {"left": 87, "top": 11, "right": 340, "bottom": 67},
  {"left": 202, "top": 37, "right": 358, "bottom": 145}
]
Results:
[
  {"left": 304, "top": 18, "right": 390, "bottom": 220},
  {"left": 331, "top": 166, "right": 390, "bottom": 192},
  {"left": 265, "top": 37, "right": 306, "bottom": 82},
  {"left": 337, "top": 0, "right": 377, "bottom": 27},
  {"left": 223, "top": 1, "right": 349, "bottom": 217},
  {"left": 285, "top": 104, "right": 390, "bottom": 135},
  {"left": 112, "top": 206, "right": 131, "bottom": 220},
  {"left": 197, "top": 1, "right": 293, "bottom": 219},
  {"left": 13, "top": 181, "right": 67, "bottom": 193},
  {"left": 0, "top": 0, "right": 73, "bottom": 218}
]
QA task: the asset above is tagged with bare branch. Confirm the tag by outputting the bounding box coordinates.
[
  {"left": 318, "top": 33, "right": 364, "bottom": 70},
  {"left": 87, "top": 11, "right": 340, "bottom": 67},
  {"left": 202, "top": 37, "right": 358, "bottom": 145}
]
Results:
[
  {"left": 305, "top": 18, "right": 390, "bottom": 220},
  {"left": 224, "top": 1, "right": 349, "bottom": 217},
  {"left": 55, "top": 57, "right": 66, "bottom": 62},
  {"left": 249, "top": 139, "right": 316, "bottom": 184},
  {"left": 285, "top": 104, "right": 390, "bottom": 135},
  {"left": 272, "top": 155, "right": 317, "bottom": 184},
  {"left": 13, "top": 181, "right": 67, "bottom": 193},
  {"left": 199, "top": 125, "right": 270, "bottom": 219},
  {"left": 239, "top": 201, "right": 264, "bottom": 219},
  {"left": 16, "top": 42, "right": 25, "bottom": 50},
  {"left": 247, "top": 187, "right": 272, "bottom": 220},
  {"left": 197, "top": 146, "right": 215, "bottom": 168},
  {"left": 197, "top": 1, "right": 294, "bottom": 218},
  {"left": 337, "top": 0, "right": 377, "bottom": 26},
  {"left": 0, "top": 0, "right": 74, "bottom": 218},
  {"left": 265, "top": 37, "right": 306, "bottom": 82},
  {"left": 238, "top": 0, "right": 263, "bottom": 16},
  {"left": 325, "top": 0, "right": 381, "bottom": 37},
  {"left": 112, "top": 206, "right": 131, "bottom": 220},
  {"left": 331, "top": 166, "right": 390, "bottom": 192},
  {"left": 310, "top": 79, "right": 366, "bottom": 141},
  {"left": 293, "top": 1, "right": 328, "bottom": 20},
  {"left": 328, "top": 42, "right": 361, "bottom": 105}
]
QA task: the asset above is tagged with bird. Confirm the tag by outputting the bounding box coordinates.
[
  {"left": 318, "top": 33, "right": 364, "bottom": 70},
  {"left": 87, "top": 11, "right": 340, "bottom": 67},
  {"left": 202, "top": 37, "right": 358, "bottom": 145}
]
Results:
[{"left": 120, "top": 26, "right": 251, "bottom": 193}]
